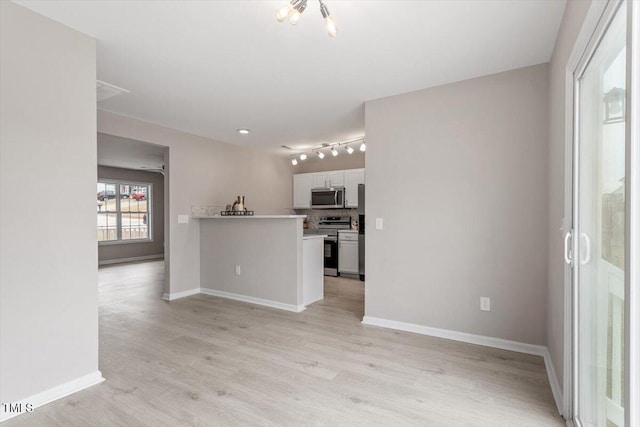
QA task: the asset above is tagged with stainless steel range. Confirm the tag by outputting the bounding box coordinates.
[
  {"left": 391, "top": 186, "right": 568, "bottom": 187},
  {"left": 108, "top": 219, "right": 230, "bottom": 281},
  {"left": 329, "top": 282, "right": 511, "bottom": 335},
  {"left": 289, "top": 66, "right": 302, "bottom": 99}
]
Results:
[{"left": 305, "top": 216, "right": 351, "bottom": 277}]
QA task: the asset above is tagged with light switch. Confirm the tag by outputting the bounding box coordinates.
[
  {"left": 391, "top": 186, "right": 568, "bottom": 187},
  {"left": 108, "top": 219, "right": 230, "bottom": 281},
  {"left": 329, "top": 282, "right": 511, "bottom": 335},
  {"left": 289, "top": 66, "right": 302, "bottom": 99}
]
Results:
[
  {"left": 480, "top": 297, "right": 491, "bottom": 312},
  {"left": 375, "top": 218, "right": 384, "bottom": 230},
  {"left": 178, "top": 215, "right": 190, "bottom": 224}
]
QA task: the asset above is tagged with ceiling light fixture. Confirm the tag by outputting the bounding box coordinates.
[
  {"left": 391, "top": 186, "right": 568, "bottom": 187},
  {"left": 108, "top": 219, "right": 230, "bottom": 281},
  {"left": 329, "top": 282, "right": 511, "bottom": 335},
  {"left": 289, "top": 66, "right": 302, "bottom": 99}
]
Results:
[
  {"left": 237, "top": 129, "right": 250, "bottom": 134},
  {"left": 289, "top": 0, "right": 307, "bottom": 25},
  {"left": 319, "top": 1, "right": 338, "bottom": 37},
  {"left": 276, "top": 0, "right": 337, "bottom": 37},
  {"left": 290, "top": 137, "right": 364, "bottom": 165},
  {"left": 276, "top": 1, "right": 296, "bottom": 22}
]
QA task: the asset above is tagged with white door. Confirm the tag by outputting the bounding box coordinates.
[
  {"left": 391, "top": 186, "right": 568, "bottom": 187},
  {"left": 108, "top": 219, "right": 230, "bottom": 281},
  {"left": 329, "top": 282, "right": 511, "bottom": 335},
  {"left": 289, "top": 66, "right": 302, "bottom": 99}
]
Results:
[{"left": 573, "top": 3, "right": 627, "bottom": 425}]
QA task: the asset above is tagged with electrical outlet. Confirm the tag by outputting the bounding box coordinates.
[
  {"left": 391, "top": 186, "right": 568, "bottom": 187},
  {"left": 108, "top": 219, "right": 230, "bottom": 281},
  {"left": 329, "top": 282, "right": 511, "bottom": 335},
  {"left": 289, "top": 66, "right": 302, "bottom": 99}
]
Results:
[
  {"left": 178, "top": 215, "right": 189, "bottom": 224},
  {"left": 375, "top": 218, "right": 384, "bottom": 230},
  {"left": 480, "top": 297, "right": 491, "bottom": 312},
  {"left": 235, "top": 265, "right": 241, "bottom": 276}
]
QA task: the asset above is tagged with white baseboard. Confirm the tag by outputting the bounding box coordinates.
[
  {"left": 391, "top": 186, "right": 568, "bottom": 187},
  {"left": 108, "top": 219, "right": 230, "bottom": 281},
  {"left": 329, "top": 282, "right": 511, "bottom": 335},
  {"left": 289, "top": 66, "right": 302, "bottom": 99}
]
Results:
[
  {"left": 362, "top": 316, "right": 564, "bottom": 415},
  {"left": 362, "top": 316, "right": 547, "bottom": 355},
  {"left": 162, "top": 287, "right": 200, "bottom": 301},
  {"left": 99, "top": 254, "right": 163, "bottom": 266},
  {"left": 161, "top": 287, "right": 306, "bottom": 313},
  {"left": 542, "top": 347, "right": 564, "bottom": 415},
  {"left": 200, "top": 288, "right": 306, "bottom": 313},
  {"left": 0, "top": 370, "right": 104, "bottom": 423}
]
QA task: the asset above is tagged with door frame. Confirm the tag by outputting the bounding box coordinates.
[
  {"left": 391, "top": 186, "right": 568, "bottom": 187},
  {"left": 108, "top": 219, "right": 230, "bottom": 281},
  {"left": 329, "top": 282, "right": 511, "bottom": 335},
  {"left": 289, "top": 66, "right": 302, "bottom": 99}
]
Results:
[
  {"left": 625, "top": 1, "right": 640, "bottom": 426},
  {"left": 563, "top": 0, "right": 639, "bottom": 424}
]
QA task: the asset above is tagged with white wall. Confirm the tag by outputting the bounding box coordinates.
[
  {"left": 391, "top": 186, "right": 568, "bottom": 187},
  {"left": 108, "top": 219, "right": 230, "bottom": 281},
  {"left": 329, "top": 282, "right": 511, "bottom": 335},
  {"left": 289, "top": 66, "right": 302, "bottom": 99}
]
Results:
[
  {"left": 97, "top": 111, "right": 293, "bottom": 296},
  {"left": 364, "top": 64, "right": 550, "bottom": 345},
  {"left": 0, "top": 0, "right": 100, "bottom": 411},
  {"left": 547, "top": 0, "right": 592, "bottom": 389}
]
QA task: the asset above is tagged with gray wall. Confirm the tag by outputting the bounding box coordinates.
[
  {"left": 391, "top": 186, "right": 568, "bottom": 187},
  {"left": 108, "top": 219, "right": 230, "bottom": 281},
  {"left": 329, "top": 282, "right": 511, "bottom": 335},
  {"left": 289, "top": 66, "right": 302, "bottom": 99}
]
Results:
[
  {"left": 547, "top": 0, "right": 592, "bottom": 388},
  {"left": 200, "top": 218, "right": 303, "bottom": 306},
  {"left": 364, "top": 64, "right": 550, "bottom": 345},
  {"left": 97, "top": 110, "right": 294, "bottom": 296},
  {"left": 292, "top": 151, "right": 365, "bottom": 173},
  {"left": 97, "top": 166, "right": 165, "bottom": 263},
  {"left": 0, "top": 0, "right": 99, "bottom": 406}
]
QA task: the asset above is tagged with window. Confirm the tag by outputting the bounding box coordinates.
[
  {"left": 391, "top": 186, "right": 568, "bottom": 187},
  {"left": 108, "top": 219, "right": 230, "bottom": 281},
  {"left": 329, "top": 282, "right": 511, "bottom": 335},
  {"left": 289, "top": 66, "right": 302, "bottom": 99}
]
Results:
[{"left": 97, "top": 180, "right": 151, "bottom": 243}]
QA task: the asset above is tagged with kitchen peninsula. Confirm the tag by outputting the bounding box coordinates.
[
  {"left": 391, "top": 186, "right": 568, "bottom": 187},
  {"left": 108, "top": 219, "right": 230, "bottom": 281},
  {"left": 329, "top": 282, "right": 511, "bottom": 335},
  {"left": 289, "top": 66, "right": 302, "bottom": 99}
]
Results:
[{"left": 194, "top": 215, "right": 325, "bottom": 312}]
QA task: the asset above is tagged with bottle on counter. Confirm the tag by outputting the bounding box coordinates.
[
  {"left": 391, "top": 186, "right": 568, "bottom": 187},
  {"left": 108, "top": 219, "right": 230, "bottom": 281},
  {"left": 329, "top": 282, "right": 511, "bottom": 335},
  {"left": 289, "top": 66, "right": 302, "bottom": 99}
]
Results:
[{"left": 232, "top": 195, "right": 245, "bottom": 212}]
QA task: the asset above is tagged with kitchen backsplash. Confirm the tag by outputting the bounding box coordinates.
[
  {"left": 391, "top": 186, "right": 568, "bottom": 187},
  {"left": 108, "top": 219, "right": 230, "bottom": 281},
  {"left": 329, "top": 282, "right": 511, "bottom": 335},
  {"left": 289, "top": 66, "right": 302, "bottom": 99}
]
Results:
[{"left": 295, "top": 208, "right": 359, "bottom": 229}]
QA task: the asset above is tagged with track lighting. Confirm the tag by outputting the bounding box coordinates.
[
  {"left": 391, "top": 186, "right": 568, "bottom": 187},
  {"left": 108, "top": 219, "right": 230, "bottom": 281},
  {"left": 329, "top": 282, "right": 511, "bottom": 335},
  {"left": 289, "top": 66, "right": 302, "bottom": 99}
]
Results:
[
  {"left": 276, "top": 0, "right": 336, "bottom": 37},
  {"left": 319, "top": 1, "right": 337, "bottom": 37},
  {"left": 289, "top": 137, "right": 363, "bottom": 165},
  {"left": 289, "top": 0, "right": 307, "bottom": 25},
  {"left": 276, "top": 0, "right": 296, "bottom": 22}
]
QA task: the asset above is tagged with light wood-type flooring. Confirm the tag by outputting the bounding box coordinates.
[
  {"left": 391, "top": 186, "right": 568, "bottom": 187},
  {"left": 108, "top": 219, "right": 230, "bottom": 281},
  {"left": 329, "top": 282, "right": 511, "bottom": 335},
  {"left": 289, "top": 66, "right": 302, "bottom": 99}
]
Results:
[{"left": 6, "top": 261, "right": 564, "bottom": 426}]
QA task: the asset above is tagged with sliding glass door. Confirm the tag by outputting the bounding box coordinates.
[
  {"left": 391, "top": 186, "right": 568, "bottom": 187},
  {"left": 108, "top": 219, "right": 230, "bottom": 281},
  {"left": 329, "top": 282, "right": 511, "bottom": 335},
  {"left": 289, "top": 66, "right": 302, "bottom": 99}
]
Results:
[{"left": 573, "top": 2, "right": 628, "bottom": 426}]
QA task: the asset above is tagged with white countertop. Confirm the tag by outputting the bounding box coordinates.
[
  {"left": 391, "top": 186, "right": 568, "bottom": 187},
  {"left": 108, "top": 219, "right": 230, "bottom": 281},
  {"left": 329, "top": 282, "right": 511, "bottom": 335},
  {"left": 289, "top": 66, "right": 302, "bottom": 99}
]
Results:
[
  {"left": 302, "top": 235, "right": 327, "bottom": 240},
  {"left": 193, "top": 215, "right": 307, "bottom": 219}
]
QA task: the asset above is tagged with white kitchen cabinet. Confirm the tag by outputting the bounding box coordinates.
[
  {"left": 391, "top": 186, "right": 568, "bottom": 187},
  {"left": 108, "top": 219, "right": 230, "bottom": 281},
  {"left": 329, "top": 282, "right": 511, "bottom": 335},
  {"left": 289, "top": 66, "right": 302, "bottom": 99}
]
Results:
[
  {"left": 312, "top": 172, "right": 328, "bottom": 189},
  {"left": 327, "top": 170, "right": 344, "bottom": 187},
  {"left": 293, "top": 173, "right": 314, "bottom": 209},
  {"left": 344, "top": 168, "right": 365, "bottom": 208},
  {"left": 338, "top": 232, "right": 359, "bottom": 274},
  {"left": 311, "top": 170, "right": 344, "bottom": 188},
  {"left": 293, "top": 168, "right": 363, "bottom": 209}
]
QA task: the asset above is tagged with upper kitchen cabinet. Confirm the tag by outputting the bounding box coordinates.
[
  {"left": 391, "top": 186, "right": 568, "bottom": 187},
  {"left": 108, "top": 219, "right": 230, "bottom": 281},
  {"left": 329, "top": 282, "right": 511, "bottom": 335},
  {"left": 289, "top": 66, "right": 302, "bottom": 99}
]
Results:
[
  {"left": 293, "top": 173, "right": 314, "bottom": 209},
  {"left": 312, "top": 170, "right": 344, "bottom": 188},
  {"left": 344, "top": 168, "right": 365, "bottom": 208},
  {"left": 327, "top": 170, "right": 344, "bottom": 187},
  {"left": 312, "top": 173, "right": 327, "bottom": 189},
  {"left": 293, "top": 168, "right": 364, "bottom": 209}
]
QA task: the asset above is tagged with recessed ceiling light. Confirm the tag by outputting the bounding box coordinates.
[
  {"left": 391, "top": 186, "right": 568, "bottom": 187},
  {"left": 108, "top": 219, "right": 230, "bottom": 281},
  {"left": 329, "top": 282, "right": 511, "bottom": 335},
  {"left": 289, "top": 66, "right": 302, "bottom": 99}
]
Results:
[{"left": 237, "top": 129, "right": 250, "bottom": 135}]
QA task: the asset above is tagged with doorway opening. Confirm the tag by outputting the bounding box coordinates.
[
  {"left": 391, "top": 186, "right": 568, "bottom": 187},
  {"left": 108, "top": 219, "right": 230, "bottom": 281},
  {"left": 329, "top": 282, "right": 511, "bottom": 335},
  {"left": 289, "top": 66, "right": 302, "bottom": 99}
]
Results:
[{"left": 96, "top": 133, "right": 169, "bottom": 297}]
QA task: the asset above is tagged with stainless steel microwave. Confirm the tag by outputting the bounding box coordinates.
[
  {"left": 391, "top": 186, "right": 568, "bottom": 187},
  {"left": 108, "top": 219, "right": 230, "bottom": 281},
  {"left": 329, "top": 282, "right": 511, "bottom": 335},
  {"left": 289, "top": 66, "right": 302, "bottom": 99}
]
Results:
[{"left": 311, "top": 187, "right": 345, "bottom": 209}]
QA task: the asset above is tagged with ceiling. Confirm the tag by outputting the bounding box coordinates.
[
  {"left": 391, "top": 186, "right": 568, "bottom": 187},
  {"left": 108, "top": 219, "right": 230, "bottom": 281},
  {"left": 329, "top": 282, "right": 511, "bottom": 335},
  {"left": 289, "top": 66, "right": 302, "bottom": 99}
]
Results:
[
  {"left": 98, "top": 133, "right": 165, "bottom": 171},
  {"left": 18, "top": 0, "right": 566, "bottom": 154}
]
